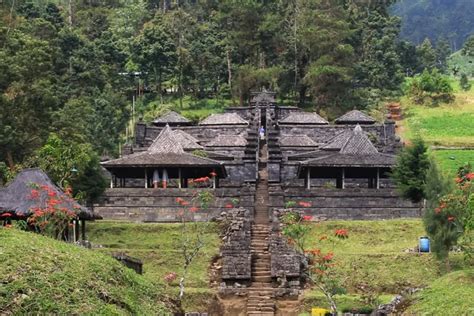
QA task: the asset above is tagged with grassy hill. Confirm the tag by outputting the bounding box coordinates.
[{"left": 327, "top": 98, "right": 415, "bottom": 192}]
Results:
[
  {"left": 86, "top": 221, "right": 221, "bottom": 311},
  {"left": 0, "top": 227, "right": 176, "bottom": 315},
  {"left": 299, "top": 219, "right": 471, "bottom": 314},
  {"left": 406, "top": 269, "right": 474, "bottom": 315}
]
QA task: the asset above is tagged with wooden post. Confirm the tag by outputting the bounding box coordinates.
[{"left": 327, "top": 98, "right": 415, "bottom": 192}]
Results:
[
  {"left": 376, "top": 167, "right": 380, "bottom": 189},
  {"left": 212, "top": 173, "right": 216, "bottom": 189},
  {"left": 110, "top": 176, "right": 114, "bottom": 189},
  {"left": 306, "top": 168, "right": 311, "bottom": 190},
  {"left": 341, "top": 168, "right": 345, "bottom": 189},
  {"left": 178, "top": 168, "right": 182, "bottom": 189},
  {"left": 81, "top": 219, "right": 86, "bottom": 241},
  {"left": 145, "top": 168, "right": 148, "bottom": 188}
]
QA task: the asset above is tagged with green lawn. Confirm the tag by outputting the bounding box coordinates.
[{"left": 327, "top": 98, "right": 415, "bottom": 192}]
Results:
[
  {"left": 300, "top": 220, "right": 470, "bottom": 314},
  {"left": 86, "top": 221, "right": 220, "bottom": 311},
  {"left": 0, "top": 228, "right": 175, "bottom": 315},
  {"left": 406, "top": 269, "right": 474, "bottom": 315},
  {"left": 401, "top": 89, "right": 474, "bottom": 146},
  {"left": 431, "top": 149, "right": 474, "bottom": 175}
]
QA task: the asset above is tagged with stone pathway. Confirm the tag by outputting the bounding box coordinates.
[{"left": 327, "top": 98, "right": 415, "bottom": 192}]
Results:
[{"left": 247, "top": 142, "right": 275, "bottom": 316}]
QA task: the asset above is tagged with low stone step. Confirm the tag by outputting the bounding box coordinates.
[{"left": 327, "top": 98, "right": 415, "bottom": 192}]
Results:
[
  {"left": 249, "top": 282, "right": 272, "bottom": 287},
  {"left": 252, "top": 275, "right": 272, "bottom": 282},
  {"left": 247, "top": 307, "right": 274, "bottom": 312},
  {"left": 246, "top": 312, "right": 274, "bottom": 316},
  {"left": 252, "top": 271, "right": 271, "bottom": 277},
  {"left": 253, "top": 267, "right": 270, "bottom": 272}
]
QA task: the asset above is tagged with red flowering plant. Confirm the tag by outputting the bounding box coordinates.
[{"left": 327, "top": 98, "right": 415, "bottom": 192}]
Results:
[
  {"left": 425, "top": 163, "right": 473, "bottom": 269},
  {"left": 172, "top": 173, "right": 216, "bottom": 302},
  {"left": 27, "top": 183, "right": 78, "bottom": 240},
  {"left": 280, "top": 201, "right": 349, "bottom": 314}
]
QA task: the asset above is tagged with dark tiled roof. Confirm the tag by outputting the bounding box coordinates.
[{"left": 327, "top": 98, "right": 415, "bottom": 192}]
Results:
[
  {"left": 173, "top": 130, "right": 203, "bottom": 150},
  {"left": 207, "top": 135, "right": 247, "bottom": 147},
  {"left": 335, "top": 110, "right": 376, "bottom": 124},
  {"left": 251, "top": 91, "right": 276, "bottom": 103},
  {"left": 153, "top": 111, "right": 190, "bottom": 124},
  {"left": 0, "top": 169, "right": 94, "bottom": 219},
  {"left": 300, "top": 152, "right": 395, "bottom": 167},
  {"left": 200, "top": 113, "right": 248, "bottom": 125},
  {"left": 279, "top": 135, "right": 318, "bottom": 147},
  {"left": 300, "top": 125, "right": 393, "bottom": 167},
  {"left": 102, "top": 125, "right": 223, "bottom": 169},
  {"left": 279, "top": 112, "right": 328, "bottom": 125}
]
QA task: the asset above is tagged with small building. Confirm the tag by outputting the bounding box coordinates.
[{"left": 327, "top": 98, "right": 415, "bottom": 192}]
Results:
[
  {"left": 0, "top": 168, "right": 96, "bottom": 240},
  {"left": 298, "top": 125, "right": 394, "bottom": 189},
  {"left": 334, "top": 110, "right": 376, "bottom": 125},
  {"left": 199, "top": 113, "right": 249, "bottom": 126},
  {"left": 152, "top": 111, "right": 191, "bottom": 126},
  {"left": 102, "top": 125, "right": 226, "bottom": 189},
  {"left": 278, "top": 112, "right": 329, "bottom": 125}
]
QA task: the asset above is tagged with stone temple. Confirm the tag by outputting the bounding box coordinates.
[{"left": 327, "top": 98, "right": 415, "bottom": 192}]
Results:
[{"left": 95, "top": 91, "right": 419, "bottom": 222}]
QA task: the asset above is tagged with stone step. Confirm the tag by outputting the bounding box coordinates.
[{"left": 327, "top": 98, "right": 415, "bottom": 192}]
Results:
[
  {"left": 246, "top": 312, "right": 274, "bottom": 316},
  {"left": 249, "top": 282, "right": 272, "bottom": 287},
  {"left": 247, "top": 307, "right": 274, "bottom": 312},
  {"left": 252, "top": 275, "right": 272, "bottom": 282},
  {"left": 253, "top": 266, "right": 270, "bottom": 271},
  {"left": 252, "top": 271, "right": 271, "bottom": 276}
]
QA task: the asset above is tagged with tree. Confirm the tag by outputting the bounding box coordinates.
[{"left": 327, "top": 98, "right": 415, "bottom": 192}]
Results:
[
  {"left": 417, "top": 38, "right": 437, "bottom": 72},
  {"left": 391, "top": 138, "right": 430, "bottom": 203},
  {"left": 435, "top": 38, "right": 452, "bottom": 73},
  {"left": 462, "top": 34, "right": 474, "bottom": 57},
  {"left": 405, "top": 69, "right": 454, "bottom": 105},
  {"left": 460, "top": 73, "right": 472, "bottom": 91},
  {"left": 424, "top": 164, "right": 473, "bottom": 270}
]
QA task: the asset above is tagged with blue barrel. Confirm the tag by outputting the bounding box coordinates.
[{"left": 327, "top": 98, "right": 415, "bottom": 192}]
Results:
[{"left": 419, "top": 236, "right": 430, "bottom": 253}]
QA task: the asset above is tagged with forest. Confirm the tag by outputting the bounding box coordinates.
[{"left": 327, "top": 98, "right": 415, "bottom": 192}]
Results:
[{"left": 0, "top": 0, "right": 471, "bottom": 201}]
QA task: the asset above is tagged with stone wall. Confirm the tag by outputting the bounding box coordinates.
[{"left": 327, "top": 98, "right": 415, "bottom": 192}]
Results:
[
  {"left": 268, "top": 186, "right": 421, "bottom": 220},
  {"left": 218, "top": 209, "right": 252, "bottom": 287},
  {"left": 93, "top": 187, "right": 255, "bottom": 222}
]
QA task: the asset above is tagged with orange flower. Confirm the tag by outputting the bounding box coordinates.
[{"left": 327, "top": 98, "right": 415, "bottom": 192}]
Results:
[
  {"left": 29, "top": 189, "right": 40, "bottom": 199},
  {"left": 466, "top": 173, "right": 474, "bottom": 181},
  {"left": 298, "top": 201, "right": 312, "bottom": 208},
  {"left": 210, "top": 172, "right": 217, "bottom": 177},
  {"left": 225, "top": 204, "right": 233, "bottom": 209},
  {"left": 322, "top": 252, "right": 334, "bottom": 261},
  {"left": 175, "top": 197, "right": 184, "bottom": 203},
  {"left": 447, "top": 216, "right": 455, "bottom": 222},
  {"left": 189, "top": 207, "right": 199, "bottom": 212},
  {"left": 302, "top": 215, "right": 312, "bottom": 221},
  {"left": 434, "top": 207, "right": 441, "bottom": 214}
]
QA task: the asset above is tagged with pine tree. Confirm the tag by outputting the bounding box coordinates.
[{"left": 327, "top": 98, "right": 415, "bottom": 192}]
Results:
[
  {"left": 391, "top": 138, "right": 430, "bottom": 203},
  {"left": 460, "top": 73, "right": 472, "bottom": 91}
]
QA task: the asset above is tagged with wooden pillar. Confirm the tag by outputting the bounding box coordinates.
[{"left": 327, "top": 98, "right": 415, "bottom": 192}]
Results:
[
  {"left": 178, "top": 168, "right": 182, "bottom": 189},
  {"left": 75, "top": 220, "right": 80, "bottom": 242},
  {"left": 376, "top": 167, "right": 380, "bottom": 189},
  {"left": 110, "top": 176, "right": 114, "bottom": 188},
  {"left": 144, "top": 168, "right": 148, "bottom": 188},
  {"left": 81, "top": 219, "right": 86, "bottom": 240},
  {"left": 341, "top": 168, "right": 345, "bottom": 189},
  {"left": 305, "top": 168, "right": 311, "bottom": 190},
  {"left": 212, "top": 172, "right": 216, "bottom": 189}
]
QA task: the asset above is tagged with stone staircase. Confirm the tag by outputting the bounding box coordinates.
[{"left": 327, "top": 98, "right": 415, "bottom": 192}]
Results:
[{"left": 247, "top": 141, "right": 275, "bottom": 316}]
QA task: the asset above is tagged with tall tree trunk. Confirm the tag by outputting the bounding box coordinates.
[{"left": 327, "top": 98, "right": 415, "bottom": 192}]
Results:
[{"left": 226, "top": 49, "right": 235, "bottom": 105}]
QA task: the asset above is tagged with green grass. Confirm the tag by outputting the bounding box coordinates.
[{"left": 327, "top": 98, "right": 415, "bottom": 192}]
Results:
[
  {"left": 86, "top": 221, "right": 220, "bottom": 310},
  {"left": 431, "top": 149, "right": 474, "bottom": 175},
  {"left": 0, "top": 227, "right": 175, "bottom": 315},
  {"left": 300, "top": 220, "right": 470, "bottom": 313},
  {"left": 406, "top": 269, "right": 474, "bottom": 315},
  {"left": 401, "top": 89, "right": 474, "bottom": 146}
]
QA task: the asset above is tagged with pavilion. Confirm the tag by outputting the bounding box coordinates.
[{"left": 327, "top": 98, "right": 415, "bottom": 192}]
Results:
[
  {"left": 102, "top": 125, "right": 226, "bottom": 189},
  {"left": 298, "top": 125, "right": 395, "bottom": 189},
  {"left": 0, "top": 168, "right": 95, "bottom": 240}
]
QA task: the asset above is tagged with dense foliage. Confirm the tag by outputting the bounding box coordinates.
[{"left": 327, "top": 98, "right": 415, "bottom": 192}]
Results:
[{"left": 392, "top": 0, "right": 474, "bottom": 50}]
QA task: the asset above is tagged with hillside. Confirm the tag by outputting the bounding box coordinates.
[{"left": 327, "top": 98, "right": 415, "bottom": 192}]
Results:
[
  {"left": 392, "top": 0, "right": 474, "bottom": 49},
  {"left": 0, "top": 227, "right": 176, "bottom": 315}
]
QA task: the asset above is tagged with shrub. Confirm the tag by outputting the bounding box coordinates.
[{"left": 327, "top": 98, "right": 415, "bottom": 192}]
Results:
[{"left": 404, "top": 69, "right": 454, "bottom": 105}]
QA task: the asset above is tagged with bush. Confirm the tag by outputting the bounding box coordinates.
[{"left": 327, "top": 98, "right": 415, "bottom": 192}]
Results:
[
  {"left": 460, "top": 73, "right": 472, "bottom": 91},
  {"left": 404, "top": 69, "right": 454, "bottom": 105}
]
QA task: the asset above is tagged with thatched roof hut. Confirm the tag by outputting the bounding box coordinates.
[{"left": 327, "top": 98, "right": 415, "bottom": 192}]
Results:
[
  {"left": 152, "top": 111, "right": 191, "bottom": 126},
  {"left": 200, "top": 113, "right": 249, "bottom": 126},
  {"left": 279, "top": 112, "right": 329, "bottom": 125},
  {"left": 0, "top": 169, "right": 94, "bottom": 220},
  {"left": 334, "top": 110, "right": 376, "bottom": 125}
]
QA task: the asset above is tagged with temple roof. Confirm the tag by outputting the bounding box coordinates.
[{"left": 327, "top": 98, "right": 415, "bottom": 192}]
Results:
[
  {"left": 279, "top": 112, "right": 329, "bottom": 125},
  {"left": 200, "top": 113, "right": 248, "bottom": 125},
  {"left": 207, "top": 135, "right": 247, "bottom": 147},
  {"left": 335, "top": 110, "right": 376, "bottom": 124},
  {"left": 250, "top": 91, "right": 276, "bottom": 103},
  {"left": 279, "top": 135, "right": 319, "bottom": 147},
  {"left": 172, "top": 130, "right": 203, "bottom": 150},
  {"left": 152, "top": 111, "right": 190, "bottom": 125},
  {"left": 299, "top": 125, "right": 393, "bottom": 168},
  {"left": 0, "top": 169, "right": 95, "bottom": 219},
  {"left": 102, "top": 125, "right": 225, "bottom": 174}
]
